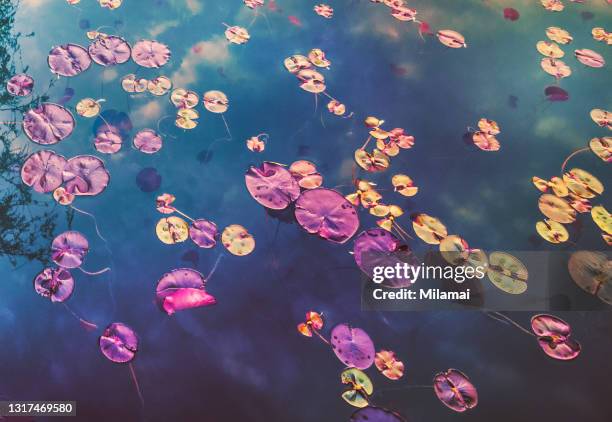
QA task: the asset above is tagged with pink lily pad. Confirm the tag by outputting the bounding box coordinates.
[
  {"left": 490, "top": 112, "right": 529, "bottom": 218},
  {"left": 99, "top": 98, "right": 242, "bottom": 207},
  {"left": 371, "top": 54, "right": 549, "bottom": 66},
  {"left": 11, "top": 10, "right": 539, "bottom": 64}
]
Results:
[
  {"left": 156, "top": 268, "right": 217, "bottom": 315},
  {"left": 62, "top": 155, "right": 110, "bottom": 196},
  {"left": 51, "top": 231, "right": 89, "bottom": 269},
  {"left": 99, "top": 322, "right": 138, "bottom": 363},
  {"left": 22, "top": 103, "right": 75, "bottom": 145},
  {"left": 33, "top": 267, "right": 74, "bottom": 303},
  {"left": 433, "top": 369, "right": 478, "bottom": 412},
  {"left": 531, "top": 314, "right": 581, "bottom": 360},
  {"left": 330, "top": 323, "right": 375, "bottom": 369},
  {"left": 21, "top": 150, "right": 67, "bottom": 193},
  {"left": 245, "top": 162, "right": 300, "bottom": 210},
  {"left": 294, "top": 188, "right": 359, "bottom": 243}
]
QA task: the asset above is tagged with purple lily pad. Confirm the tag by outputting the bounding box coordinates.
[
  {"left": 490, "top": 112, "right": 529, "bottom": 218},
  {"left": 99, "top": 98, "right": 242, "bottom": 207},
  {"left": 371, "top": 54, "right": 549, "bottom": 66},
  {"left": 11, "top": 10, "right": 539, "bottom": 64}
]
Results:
[
  {"left": 88, "top": 36, "right": 131, "bottom": 66},
  {"left": 62, "top": 155, "right": 110, "bottom": 196},
  {"left": 531, "top": 314, "right": 581, "bottom": 360},
  {"left": 189, "top": 219, "right": 218, "bottom": 249},
  {"left": 156, "top": 268, "right": 217, "bottom": 315},
  {"left": 294, "top": 188, "right": 359, "bottom": 244},
  {"left": 433, "top": 369, "right": 478, "bottom": 412},
  {"left": 22, "top": 103, "right": 75, "bottom": 145},
  {"left": 330, "top": 323, "right": 375, "bottom": 369},
  {"left": 350, "top": 407, "right": 407, "bottom": 422},
  {"left": 133, "top": 129, "right": 162, "bottom": 154},
  {"left": 94, "top": 129, "right": 123, "bottom": 154},
  {"left": 131, "top": 40, "right": 171, "bottom": 68},
  {"left": 47, "top": 43, "right": 92, "bottom": 77},
  {"left": 51, "top": 231, "right": 89, "bottom": 269},
  {"left": 7, "top": 74, "right": 34, "bottom": 96},
  {"left": 245, "top": 162, "right": 300, "bottom": 210},
  {"left": 99, "top": 322, "right": 139, "bottom": 363},
  {"left": 545, "top": 85, "right": 569, "bottom": 102},
  {"left": 33, "top": 267, "right": 74, "bottom": 303},
  {"left": 21, "top": 150, "right": 67, "bottom": 193},
  {"left": 353, "top": 228, "right": 418, "bottom": 288}
]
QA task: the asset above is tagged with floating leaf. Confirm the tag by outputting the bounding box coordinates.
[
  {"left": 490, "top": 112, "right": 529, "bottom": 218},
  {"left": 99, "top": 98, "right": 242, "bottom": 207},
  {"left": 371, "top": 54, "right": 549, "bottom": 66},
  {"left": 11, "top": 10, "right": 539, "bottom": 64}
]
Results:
[
  {"left": 221, "top": 224, "right": 255, "bottom": 256},
  {"left": 156, "top": 216, "right": 189, "bottom": 245},
  {"left": 487, "top": 252, "right": 528, "bottom": 294}
]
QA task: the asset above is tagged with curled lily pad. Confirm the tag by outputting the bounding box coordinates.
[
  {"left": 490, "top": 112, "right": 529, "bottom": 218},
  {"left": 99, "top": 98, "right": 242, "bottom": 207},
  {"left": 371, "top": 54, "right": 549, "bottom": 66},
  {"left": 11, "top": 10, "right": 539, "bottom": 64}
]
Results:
[
  {"left": 156, "top": 216, "right": 189, "bottom": 244},
  {"left": 568, "top": 251, "right": 611, "bottom": 305},
  {"left": 590, "top": 109, "right": 610, "bottom": 130},
  {"left": 222, "top": 224, "right": 255, "bottom": 256},
  {"left": 589, "top": 137, "right": 611, "bottom": 162},
  {"left": 294, "top": 188, "right": 360, "bottom": 244},
  {"left": 433, "top": 369, "right": 478, "bottom": 412},
  {"left": 297, "top": 311, "right": 324, "bottom": 337},
  {"left": 156, "top": 268, "right": 216, "bottom": 315},
  {"left": 374, "top": 350, "right": 404, "bottom": 380},
  {"left": 341, "top": 368, "right": 373, "bottom": 408},
  {"left": 487, "top": 252, "right": 528, "bottom": 294},
  {"left": 327, "top": 100, "right": 346, "bottom": 116},
  {"left": 532, "top": 176, "right": 568, "bottom": 197},
  {"left": 531, "top": 314, "right": 581, "bottom": 360},
  {"left": 437, "top": 30, "right": 466, "bottom": 48},
  {"left": 354, "top": 148, "right": 390, "bottom": 172},
  {"left": 224, "top": 25, "right": 250, "bottom": 45},
  {"left": 245, "top": 162, "right": 300, "bottom": 210},
  {"left": 330, "top": 323, "right": 375, "bottom": 369},
  {"left": 308, "top": 48, "right": 331, "bottom": 68},
  {"left": 574, "top": 49, "right": 605, "bottom": 68},
  {"left": 472, "top": 131, "right": 500, "bottom": 151},
  {"left": 562, "top": 168, "right": 604, "bottom": 199},
  {"left": 283, "top": 55, "right": 312, "bottom": 74}
]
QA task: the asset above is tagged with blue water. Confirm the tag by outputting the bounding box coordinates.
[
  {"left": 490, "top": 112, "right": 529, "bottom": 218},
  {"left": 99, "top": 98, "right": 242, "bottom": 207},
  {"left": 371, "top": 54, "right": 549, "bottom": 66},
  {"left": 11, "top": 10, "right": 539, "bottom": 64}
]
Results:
[{"left": 1, "top": 0, "right": 611, "bottom": 420}]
